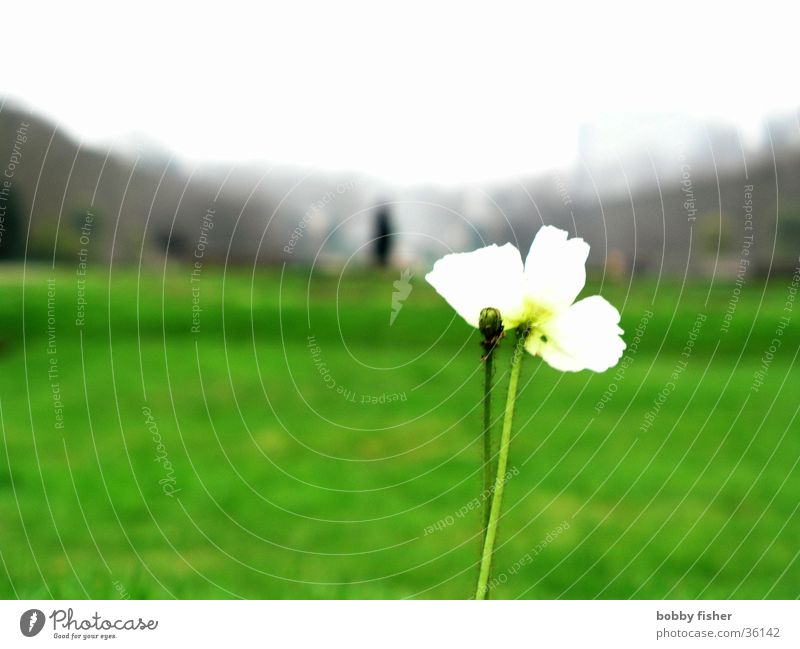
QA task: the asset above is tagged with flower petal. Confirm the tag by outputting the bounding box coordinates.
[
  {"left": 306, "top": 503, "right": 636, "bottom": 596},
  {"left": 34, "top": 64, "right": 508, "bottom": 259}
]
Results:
[
  {"left": 523, "top": 225, "right": 590, "bottom": 314},
  {"left": 528, "top": 295, "right": 625, "bottom": 372},
  {"left": 425, "top": 243, "right": 527, "bottom": 328}
]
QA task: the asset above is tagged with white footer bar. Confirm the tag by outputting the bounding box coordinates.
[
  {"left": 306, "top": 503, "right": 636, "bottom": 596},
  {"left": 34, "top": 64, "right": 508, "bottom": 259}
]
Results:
[{"left": 0, "top": 600, "right": 795, "bottom": 647}]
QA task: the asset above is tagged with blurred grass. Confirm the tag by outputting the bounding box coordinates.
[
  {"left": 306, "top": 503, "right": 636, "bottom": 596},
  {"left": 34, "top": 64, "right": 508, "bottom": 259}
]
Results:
[{"left": 0, "top": 262, "right": 798, "bottom": 599}]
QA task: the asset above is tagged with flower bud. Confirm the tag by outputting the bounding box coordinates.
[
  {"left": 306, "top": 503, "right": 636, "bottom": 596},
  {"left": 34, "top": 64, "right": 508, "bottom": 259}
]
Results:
[{"left": 479, "top": 307, "right": 503, "bottom": 340}]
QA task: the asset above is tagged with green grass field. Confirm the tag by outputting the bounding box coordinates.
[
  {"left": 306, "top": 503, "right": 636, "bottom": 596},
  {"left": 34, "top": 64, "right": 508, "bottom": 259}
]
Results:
[{"left": 0, "top": 263, "right": 798, "bottom": 599}]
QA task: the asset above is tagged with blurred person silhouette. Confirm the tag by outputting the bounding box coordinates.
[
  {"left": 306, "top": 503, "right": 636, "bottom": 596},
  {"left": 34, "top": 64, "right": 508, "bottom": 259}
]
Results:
[{"left": 373, "top": 203, "right": 394, "bottom": 267}]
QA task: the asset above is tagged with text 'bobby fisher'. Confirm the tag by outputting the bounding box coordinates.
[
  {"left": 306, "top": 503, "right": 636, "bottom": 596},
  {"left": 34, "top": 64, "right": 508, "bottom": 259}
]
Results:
[{"left": 656, "top": 610, "right": 733, "bottom": 624}]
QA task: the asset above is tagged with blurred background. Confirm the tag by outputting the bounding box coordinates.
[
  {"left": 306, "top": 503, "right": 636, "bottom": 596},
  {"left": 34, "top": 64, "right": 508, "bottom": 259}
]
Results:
[{"left": 0, "top": 0, "right": 798, "bottom": 598}]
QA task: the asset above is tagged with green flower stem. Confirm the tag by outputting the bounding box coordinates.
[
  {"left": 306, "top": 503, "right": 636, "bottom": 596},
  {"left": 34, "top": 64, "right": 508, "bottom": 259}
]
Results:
[
  {"left": 481, "top": 343, "right": 496, "bottom": 534},
  {"left": 475, "top": 326, "right": 529, "bottom": 600}
]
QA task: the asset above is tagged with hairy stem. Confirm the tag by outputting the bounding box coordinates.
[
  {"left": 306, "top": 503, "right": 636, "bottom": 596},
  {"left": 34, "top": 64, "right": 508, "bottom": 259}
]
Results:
[
  {"left": 482, "top": 343, "right": 496, "bottom": 534},
  {"left": 475, "top": 326, "right": 528, "bottom": 600}
]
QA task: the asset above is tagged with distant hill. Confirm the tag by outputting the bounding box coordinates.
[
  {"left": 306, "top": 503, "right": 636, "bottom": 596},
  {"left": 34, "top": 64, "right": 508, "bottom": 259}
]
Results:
[{"left": 1, "top": 99, "right": 798, "bottom": 276}]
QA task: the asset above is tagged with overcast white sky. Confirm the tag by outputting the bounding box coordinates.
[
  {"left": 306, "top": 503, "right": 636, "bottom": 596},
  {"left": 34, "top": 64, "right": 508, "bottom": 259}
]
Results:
[{"left": 2, "top": 1, "right": 798, "bottom": 184}]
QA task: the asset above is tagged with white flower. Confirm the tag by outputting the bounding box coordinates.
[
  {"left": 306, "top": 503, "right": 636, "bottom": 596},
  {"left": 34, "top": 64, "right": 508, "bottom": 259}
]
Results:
[{"left": 426, "top": 225, "right": 625, "bottom": 372}]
